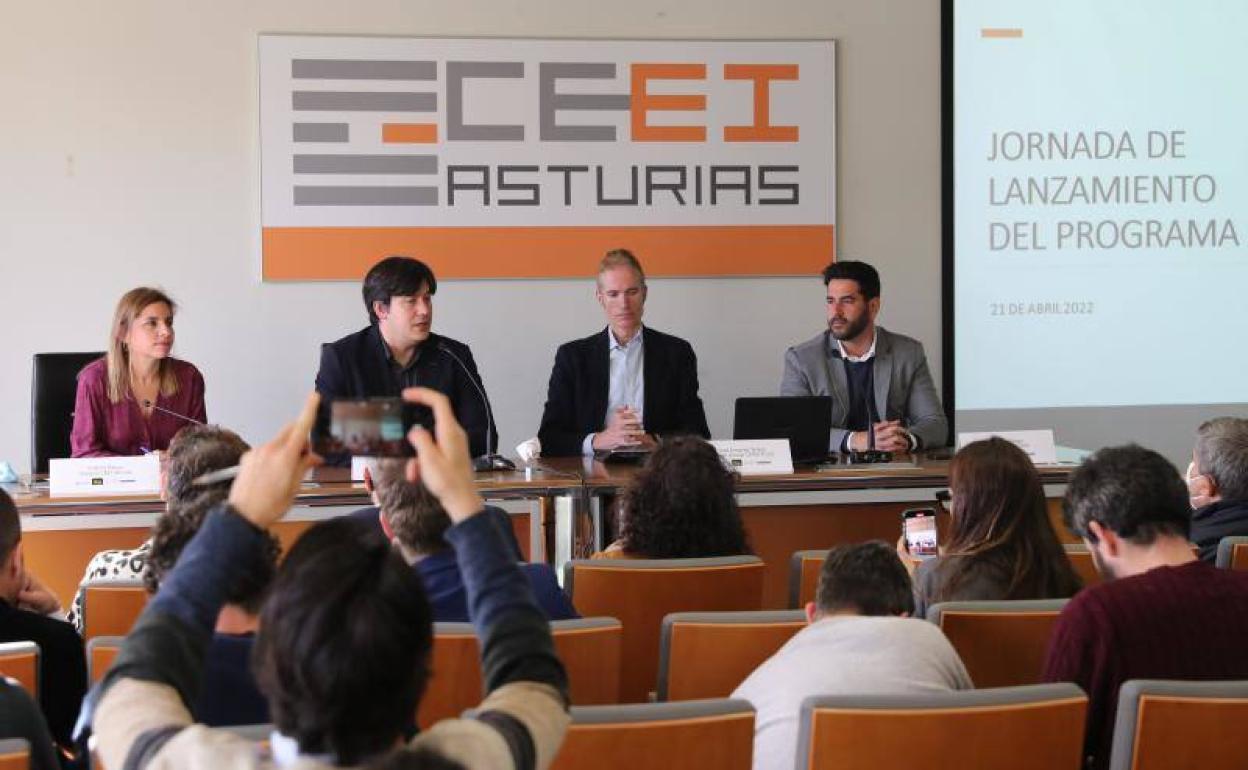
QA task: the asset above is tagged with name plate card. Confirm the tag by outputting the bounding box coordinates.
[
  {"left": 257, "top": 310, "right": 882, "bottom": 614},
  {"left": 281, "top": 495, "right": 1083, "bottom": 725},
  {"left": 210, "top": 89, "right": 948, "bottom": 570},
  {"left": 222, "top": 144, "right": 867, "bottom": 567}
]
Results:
[
  {"left": 710, "top": 440, "right": 794, "bottom": 476},
  {"left": 957, "top": 430, "right": 1059, "bottom": 465},
  {"left": 49, "top": 455, "right": 161, "bottom": 496}
]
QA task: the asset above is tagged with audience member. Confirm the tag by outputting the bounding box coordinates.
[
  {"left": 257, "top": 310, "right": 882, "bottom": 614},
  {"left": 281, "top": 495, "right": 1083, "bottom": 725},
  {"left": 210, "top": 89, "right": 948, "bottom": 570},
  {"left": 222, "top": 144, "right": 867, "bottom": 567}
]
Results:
[
  {"left": 905, "top": 437, "right": 1081, "bottom": 617},
  {"left": 0, "top": 678, "right": 60, "bottom": 770},
  {"left": 67, "top": 424, "right": 248, "bottom": 633},
  {"left": 592, "top": 436, "right": 750, "bottom": 559},
  {"left": 88, "top": 390, "right": 569, "bottom": 769},
  {"left": 366, "top": 459, "right": 577, "bottom": 621},
  {"left": 732, "top": 542, "right": 971, "bottom": 770},
  {"left": 144, "top": 489, "right": 280, "bottom": 726},
  {"left": 1186, "top": 417, "right": 1248, "bottom": 562},
  {"left": 1042, "top": 444, "right": 1248, "bottom": 770},
  {"left": 0, "top": 489, "right": 86, "bottom": 749}
]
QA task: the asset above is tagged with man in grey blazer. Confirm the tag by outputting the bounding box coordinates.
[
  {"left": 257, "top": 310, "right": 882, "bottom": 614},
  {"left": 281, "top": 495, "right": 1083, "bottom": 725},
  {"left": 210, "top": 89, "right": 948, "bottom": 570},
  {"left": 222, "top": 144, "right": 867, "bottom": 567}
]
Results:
[{"left": 781, "top": 260, "right": 947, "bottom": 453}]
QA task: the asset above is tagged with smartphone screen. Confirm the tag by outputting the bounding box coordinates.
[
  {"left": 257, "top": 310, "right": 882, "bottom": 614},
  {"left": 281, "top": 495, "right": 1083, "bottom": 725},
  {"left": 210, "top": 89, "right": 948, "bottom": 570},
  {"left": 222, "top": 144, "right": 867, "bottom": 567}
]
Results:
[
  {"left": 315, "top": 398, "right": 415, "bottom": 458},
  {"left": 902, "top": 507, "right": 939, "bottom": 559}
]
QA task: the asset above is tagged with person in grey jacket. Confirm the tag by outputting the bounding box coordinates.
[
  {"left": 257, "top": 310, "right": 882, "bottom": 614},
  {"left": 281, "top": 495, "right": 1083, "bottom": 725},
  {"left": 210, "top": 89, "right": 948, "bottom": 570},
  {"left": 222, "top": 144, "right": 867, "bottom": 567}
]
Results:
[{"left": 781, "top": 260, "right": 947, "bottom": 453}]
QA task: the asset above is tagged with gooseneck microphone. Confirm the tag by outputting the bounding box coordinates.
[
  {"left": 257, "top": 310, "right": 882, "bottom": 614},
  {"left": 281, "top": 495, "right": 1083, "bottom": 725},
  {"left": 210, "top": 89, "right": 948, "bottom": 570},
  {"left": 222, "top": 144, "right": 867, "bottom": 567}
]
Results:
[
  {"left": 436, "top": 343, "right": 516, "bottom": 472},
  {"left": 141, "top": 400, "right": 205, "bottom": 426}
]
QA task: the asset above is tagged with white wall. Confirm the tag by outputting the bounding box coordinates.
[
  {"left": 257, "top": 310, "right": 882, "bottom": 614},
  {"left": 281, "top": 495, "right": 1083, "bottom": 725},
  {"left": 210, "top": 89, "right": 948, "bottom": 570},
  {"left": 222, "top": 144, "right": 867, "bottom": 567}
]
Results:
[{"left": 0, "top": 0, "right": 942, "bottom": 471}]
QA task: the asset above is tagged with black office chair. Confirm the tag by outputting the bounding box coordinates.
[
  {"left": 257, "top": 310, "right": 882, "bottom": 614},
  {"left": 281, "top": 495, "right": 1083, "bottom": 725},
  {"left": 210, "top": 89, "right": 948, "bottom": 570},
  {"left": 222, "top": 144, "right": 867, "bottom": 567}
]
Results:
[{"left": 30, "top": 352, "right": 104, "bottom": 474}]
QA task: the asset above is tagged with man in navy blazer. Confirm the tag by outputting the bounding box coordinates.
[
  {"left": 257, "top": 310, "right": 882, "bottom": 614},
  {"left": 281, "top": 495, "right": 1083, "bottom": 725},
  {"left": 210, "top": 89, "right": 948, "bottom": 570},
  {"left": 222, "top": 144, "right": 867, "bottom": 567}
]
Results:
[
  {"left": 538, "top": 249, "right": 710, "bottom": 457},
  {"left": 314, "top": 256, "right": 497, "bottom": 464}
]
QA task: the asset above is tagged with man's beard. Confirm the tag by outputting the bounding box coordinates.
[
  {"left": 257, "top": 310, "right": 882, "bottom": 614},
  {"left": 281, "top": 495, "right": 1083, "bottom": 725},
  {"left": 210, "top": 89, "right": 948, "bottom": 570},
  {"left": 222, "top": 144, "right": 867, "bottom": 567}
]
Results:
[{"left": 829, "top": 314, "right": 869, "bottom": 341}]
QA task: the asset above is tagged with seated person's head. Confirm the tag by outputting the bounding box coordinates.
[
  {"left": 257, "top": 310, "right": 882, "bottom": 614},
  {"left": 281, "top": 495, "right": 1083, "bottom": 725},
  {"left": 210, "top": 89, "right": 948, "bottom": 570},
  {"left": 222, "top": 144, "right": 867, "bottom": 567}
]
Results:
[
  {"left": 940, "top": 437, "right": 1080, "bottom": 599},
  {"left": 620, "top": 436, "right": 750, "bottom": 559},
  {"left": 145, "top": 490, "right": 280, "bottom": 618},
  {"left": 373, "top": 459, "right": 452, "bottom": 561},
  {"left": 810, "top": 541, "right": 913, "bottom": 623},
  {"left": 162, "top": 425, "right": 249, "bottom": 505},
  {"left": 1188, "top": 417, "right": 1248, "bottom": 507},
  {"left": 253, "top": 517, "right": 433, "bottom": 765},
  {"left": 0, "top": 490, "right": 23, "bottom": 604},
  {"left": 1064, "top": 444, "right": 1191, "bottom": 579}
]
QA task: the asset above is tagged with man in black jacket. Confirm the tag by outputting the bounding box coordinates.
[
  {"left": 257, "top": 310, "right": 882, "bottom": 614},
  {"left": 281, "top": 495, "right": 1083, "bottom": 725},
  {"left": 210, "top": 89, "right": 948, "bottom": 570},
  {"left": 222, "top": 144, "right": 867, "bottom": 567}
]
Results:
[
  {"left": 1186, "top": 416, "right": 1248, "bottom": 562},
  {"left": 314, "top": 256, "right": 497, "bottom": 464},
  {"left": 537, "top": 249, "right": 710, "bottom": 456}
]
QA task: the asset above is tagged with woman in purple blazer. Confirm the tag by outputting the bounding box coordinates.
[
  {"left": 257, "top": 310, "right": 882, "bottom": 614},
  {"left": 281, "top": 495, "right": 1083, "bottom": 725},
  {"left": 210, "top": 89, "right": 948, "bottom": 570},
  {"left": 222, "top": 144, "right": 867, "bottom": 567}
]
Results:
[{"left": 70, "top": 287, "right": 206, "bottom": 457}]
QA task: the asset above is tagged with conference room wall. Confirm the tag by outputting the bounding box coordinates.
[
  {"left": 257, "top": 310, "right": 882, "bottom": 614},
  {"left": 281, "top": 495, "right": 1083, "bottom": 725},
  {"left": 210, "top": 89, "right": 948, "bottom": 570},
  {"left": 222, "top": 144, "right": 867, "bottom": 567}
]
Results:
[{"left": 0, "top": 0, "right": 941, "bottom": 472}]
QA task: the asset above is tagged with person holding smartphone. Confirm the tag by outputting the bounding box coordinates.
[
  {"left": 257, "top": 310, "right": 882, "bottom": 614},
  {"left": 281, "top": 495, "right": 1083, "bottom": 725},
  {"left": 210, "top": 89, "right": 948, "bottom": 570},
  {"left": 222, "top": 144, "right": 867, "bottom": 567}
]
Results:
[{"left": 899, "top": 437, "right": 1081, "bottom": 618}]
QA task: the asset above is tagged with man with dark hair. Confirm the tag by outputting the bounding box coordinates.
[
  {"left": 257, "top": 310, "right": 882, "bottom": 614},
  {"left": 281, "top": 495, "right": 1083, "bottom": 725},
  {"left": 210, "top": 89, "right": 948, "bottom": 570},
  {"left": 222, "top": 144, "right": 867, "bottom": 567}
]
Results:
[
  {"left": 1185, "top": 417, "right": 1248, "bottom": 561},
  {"left": 366, "top": 459, "right": 577, "bottom": 621},
  {"left": 90, "top": 390, "right": 569, "bottom": 769},
  {"left": 0, "top": 489, "right": 87, "bottom": 749},
  {"left": 1043, "top": 444, "right": 1248, "bottom": 770},
  {"left": 732, "top": 542, "right": 970, "bottom": 770},
  {"left": 538, "top": 248, "right": 710, "bottom": 456},
  {"left": 315, "top": 255, "right": 497, "bottom": 463},
  {"left": 781, "top": 259, "right": 947, "bottom": 454}
]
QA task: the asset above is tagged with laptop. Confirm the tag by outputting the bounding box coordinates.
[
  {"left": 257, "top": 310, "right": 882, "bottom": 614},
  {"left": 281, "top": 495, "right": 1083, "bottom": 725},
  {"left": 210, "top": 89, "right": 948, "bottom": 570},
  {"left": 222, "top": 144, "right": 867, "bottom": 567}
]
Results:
[{"left": 733, "top": 397, "right": 833, "bottom": 464}]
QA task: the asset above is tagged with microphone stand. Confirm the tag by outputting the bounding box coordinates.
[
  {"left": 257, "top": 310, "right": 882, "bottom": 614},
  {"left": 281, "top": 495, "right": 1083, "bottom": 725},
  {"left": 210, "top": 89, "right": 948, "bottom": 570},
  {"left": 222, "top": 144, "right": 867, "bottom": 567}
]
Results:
[{"left": 437, "top": 344, "right": 516, "bottom": 472}]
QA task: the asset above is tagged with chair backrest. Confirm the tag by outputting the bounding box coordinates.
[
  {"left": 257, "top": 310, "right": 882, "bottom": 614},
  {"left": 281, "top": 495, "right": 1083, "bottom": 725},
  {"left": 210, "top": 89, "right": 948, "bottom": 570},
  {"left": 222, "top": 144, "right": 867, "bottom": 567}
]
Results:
[
  {"left": 551, "top": 698, "right": 755, "bottom": 770},
  {"left": 83, "top": 580, "right": 148, "bottom": 640},
  {"left": 0, "top": 643, "right": 39, "bottom": 699},
  {"left": 927, "top": 599, "right": 1069, "bottom": 688},
  {"left": 798, "top": 683, "right": 1087, "bottom": 770},
  {"left": 86, "top": 636, "right": 125, "bottom": 685},
  {"left": 1063, "top": 544, "right": 1103, "bottom": 588},
  {"left": 564, "top": 556, "right": 766, "bottom": 702},
  {"left": 789, "top": 550, "right": 829, "bottom": 609},
  {"left": 657, "top": 610, "right": 805, "bottom": 701},
  {"left": 30, "top": 351, "right": 104, "bottom": 474},
  {"left": 417, "top": 617, "right": 623, "bottom": 729},
  {"left": 0, "top": 738, "right": 30, "bottom": 770},
  {"left": 1108, "top": 679, "right": 1248, "bottom": 770},
  {"left": 1215, "top": 536, "right": 1248, "bottom": 570}
]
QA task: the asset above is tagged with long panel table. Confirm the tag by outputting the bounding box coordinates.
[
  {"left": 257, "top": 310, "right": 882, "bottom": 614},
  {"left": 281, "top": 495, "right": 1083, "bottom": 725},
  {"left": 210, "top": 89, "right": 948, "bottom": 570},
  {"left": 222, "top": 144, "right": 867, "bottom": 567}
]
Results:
[{"left": 7, "top": 455, "right": 1075, "bottom": 612}]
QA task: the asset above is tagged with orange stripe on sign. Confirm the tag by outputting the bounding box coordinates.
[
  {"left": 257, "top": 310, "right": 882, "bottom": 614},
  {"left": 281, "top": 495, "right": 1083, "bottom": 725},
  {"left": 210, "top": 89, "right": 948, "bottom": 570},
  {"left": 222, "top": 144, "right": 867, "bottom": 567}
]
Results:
[
  {"left": 981, "top": 28, "right": 1023, "bottom": 38},
  {"left": 262, "top": 225, "right": 834, "bottom": 280},
  {"left": 383, "top": 123, "right": 438, "bottom": 143}
]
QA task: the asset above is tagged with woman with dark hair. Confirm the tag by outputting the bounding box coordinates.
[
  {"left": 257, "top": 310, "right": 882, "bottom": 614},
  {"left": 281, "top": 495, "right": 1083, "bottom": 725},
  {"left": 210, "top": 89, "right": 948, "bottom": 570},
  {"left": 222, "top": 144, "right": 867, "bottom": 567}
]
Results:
[
  {"left": 71, "top": 286, "right": 206, "bottom": 457},
  {"left": 592, "top": 436, "right": 751, "bottom": 559},
  {"left": 904, "top": 437, "right": 1081, "bottom": 617}
]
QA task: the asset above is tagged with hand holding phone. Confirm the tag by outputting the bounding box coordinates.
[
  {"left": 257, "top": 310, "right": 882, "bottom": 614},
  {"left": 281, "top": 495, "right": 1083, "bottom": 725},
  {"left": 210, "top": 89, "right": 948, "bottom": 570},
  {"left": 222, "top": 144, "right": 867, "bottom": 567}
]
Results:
[{"left": 901, "top": 507, "right": 939, "bottom": 560}]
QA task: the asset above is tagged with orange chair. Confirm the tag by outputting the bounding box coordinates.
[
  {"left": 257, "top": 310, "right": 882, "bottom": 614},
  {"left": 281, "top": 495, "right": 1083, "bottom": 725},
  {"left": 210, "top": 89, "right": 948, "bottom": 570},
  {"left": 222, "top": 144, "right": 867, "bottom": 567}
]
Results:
[
  {"left": 657, "top": 610, "right": 805, "bottom": 701},
  {"left": 927, "top": 600, "right": 1068, "bottom": 688},
  {"left": 798, "top": 683, "right": 1087, "bottom": 770},
  {"left": 417, "top": 617, "right": 623, "bottom": 729},
  {"left": 1215, "top": 537, "right": 1248, "bottom": 570},
  {"left": 86, "top": 636, "right": 124, "bottom": 685},
  {"left": 788, "top": 550, "right": 828, "bottom": 609},
  {"left": 1108, "top": 679, "right": 1248, "bottom": 770},
  {"left": 0, "top": 643, "right": 39, "bottom": 698},
  {"left": 0, "top": 738, "right": 29, "bottom": 770},
  {"left": 82, "top": 580, "right": 148, "bottom": 640},
  {"left": 564, "top": 557, "right": 766, "bottom": 702},
  {"left": 551, "top": 698, "right": 755, "bottom": 770}
]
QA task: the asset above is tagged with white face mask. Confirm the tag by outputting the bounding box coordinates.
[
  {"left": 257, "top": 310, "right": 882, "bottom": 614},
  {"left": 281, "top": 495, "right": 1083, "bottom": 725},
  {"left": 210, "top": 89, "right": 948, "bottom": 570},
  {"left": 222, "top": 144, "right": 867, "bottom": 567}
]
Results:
[{"left": 1186, "top": 461, "right": 1213, "bottom": 510}]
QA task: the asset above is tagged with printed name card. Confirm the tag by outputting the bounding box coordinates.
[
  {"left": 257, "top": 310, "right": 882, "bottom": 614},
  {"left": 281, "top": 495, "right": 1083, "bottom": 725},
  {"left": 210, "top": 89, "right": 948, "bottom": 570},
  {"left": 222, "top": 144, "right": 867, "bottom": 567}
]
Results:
[
  {"left": 710, "top": 440, "right": 794, "bottom": 476},
  {"left": 957, "top": 429, "right": 1059, "bottom": 465},
  {"left": 49, "top": 455, "right": 161, "bottom": 496}
]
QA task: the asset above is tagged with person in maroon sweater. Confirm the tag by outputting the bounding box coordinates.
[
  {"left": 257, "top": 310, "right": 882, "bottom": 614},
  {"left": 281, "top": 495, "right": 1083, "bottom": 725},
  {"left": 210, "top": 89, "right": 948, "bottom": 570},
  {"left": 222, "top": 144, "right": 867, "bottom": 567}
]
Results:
[{"left": 1043, "top": 444, "right": 1248, "bottom": 770}]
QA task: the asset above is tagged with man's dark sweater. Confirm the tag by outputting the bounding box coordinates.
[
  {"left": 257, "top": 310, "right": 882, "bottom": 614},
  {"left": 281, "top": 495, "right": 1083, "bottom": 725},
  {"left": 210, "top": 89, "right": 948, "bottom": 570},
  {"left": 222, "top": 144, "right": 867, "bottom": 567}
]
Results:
[
  {"left": 1190, "top": 499, "right": 1248, "bottom": 563},
  {"left": 1042, "top": 560, "right": 1248, "bottom": 770},
  {"left": 0, "top": 600, "right": 86, "bottom": 747}
]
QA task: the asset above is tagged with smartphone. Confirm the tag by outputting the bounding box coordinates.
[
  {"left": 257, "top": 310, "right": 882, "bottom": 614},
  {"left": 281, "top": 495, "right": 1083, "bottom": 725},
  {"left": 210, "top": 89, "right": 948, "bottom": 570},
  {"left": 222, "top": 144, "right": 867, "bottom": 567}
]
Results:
[
  {"left": 901, "top": 507, "right": 939, "bottom": 559},
  {"left": 314, "top": 398, "right": 420, "bottom": 458}
]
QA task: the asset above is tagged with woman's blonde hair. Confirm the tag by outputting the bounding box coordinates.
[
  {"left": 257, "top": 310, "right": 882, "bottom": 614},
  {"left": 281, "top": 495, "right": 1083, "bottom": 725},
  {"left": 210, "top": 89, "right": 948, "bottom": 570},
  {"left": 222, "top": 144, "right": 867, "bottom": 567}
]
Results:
[{"left": 105, "top": 287, "right": 179, "bottom": 403}]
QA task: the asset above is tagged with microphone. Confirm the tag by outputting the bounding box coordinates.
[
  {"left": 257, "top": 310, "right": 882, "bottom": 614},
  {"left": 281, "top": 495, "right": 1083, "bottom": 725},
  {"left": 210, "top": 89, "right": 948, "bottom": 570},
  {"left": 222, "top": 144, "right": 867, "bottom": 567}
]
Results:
[
  {"left": 436, "top": 343, "right": 516, "bottom": 472},
  {"left": 142, "top": 400, "right": 205, "bottom": 426}
]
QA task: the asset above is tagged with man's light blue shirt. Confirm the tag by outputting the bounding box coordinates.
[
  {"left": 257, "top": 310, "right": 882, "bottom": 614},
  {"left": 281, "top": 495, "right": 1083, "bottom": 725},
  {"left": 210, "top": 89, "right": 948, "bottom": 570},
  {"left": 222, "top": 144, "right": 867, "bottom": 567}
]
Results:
[{"left": 581, "top": 327, "right": 645, "bottom": 455}]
